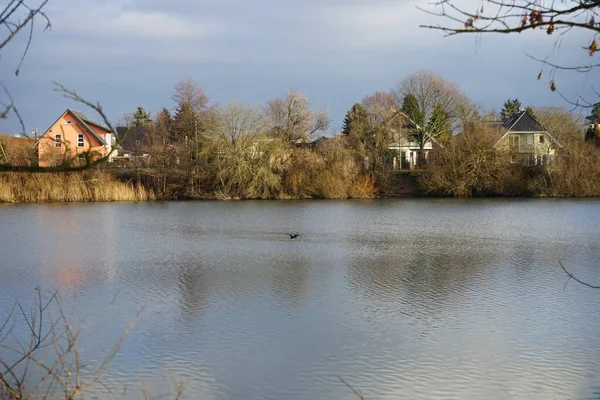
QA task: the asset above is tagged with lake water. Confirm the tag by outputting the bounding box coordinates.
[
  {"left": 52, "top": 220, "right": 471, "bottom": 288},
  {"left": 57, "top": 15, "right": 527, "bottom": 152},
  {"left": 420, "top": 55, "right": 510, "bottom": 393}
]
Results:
[{"left": 1, "top": 199, "right": 600, "bottom": 399}]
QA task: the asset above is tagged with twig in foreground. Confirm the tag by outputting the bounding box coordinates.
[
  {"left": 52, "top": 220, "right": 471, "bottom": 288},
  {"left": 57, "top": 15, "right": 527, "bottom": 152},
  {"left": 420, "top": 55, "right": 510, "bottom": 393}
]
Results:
[
  {"left": 559, "top": 261, "right": 600, "bottom": 290},
  {"left": 337, "top": 375, "right": 366, "bottom": 400}
]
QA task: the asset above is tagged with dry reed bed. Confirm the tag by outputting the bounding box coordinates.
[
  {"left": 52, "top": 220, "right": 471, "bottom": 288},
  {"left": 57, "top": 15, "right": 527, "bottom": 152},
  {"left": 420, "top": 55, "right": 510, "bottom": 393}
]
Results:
[{"left": 0, "top": 171, "right": 154, "bottom": 203}]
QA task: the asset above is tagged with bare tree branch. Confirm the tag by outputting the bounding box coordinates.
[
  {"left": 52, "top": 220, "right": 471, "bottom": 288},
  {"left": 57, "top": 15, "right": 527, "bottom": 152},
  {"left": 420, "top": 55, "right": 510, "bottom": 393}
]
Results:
[
  {"left": 419, "top": 0, "right": 600, "bottom": 103},
  {"left": 559, "top": 260, "right": 600, "bottom": 289}
]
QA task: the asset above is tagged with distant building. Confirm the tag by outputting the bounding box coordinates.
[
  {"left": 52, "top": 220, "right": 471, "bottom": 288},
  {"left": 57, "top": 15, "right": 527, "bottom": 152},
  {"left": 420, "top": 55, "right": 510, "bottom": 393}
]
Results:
[
  {"left": 35, "top": 109, "right": 113, "bottom": 167},
  {"left": 496, "top": 110, "right": 561, "bottom": 166},
  {"left": 116, "top": 126, "right": 150, "bottom": 155}
]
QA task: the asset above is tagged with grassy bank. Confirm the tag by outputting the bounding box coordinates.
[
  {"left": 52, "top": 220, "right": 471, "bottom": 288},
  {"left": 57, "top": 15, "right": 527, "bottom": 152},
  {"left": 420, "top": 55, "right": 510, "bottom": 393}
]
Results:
[{"left": 0, "top": 170, "right": 155, "bottom": 203}]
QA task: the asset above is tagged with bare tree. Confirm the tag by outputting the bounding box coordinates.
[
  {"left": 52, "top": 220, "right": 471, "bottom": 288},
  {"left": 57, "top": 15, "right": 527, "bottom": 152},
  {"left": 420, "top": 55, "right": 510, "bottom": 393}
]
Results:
[
  {"left": 361, "top": 90, "right": 400, "bottom": 132},
  {"left": 172, "top": 78, "right": 210, "bottom": 115},
  {"left": 419, "top": 0, "right": 600, "bottom": 103},
  {"left": 534, "top": 106, "right": 585, "bottom": 142},
  {"left": 0, "top": 290, "right": 143, "bottom": 400},
  {"left": 359, "top": 91, "right": 406, "bottom": 180},
  {"left": 215, "top": 102, "right": 264, "bottom": 146},
  {"left": 263, "top": 90, "right": 330, "bottom": 143},
  {"left": 392, "top": 71, "right": 473, "bottom": 166}
]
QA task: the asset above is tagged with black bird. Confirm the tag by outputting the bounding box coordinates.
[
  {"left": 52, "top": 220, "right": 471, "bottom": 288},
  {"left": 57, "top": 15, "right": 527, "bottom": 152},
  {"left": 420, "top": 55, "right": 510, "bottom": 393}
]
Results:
[{"left": 289, "top": 233, "right": 300, "bottom": 239}]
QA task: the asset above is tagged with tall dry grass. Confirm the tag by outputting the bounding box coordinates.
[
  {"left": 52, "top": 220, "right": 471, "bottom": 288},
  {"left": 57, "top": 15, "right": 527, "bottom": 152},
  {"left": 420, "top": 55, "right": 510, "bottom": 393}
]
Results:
[{"left": 0, "top": 170, "right": 155, "bottom": 203}]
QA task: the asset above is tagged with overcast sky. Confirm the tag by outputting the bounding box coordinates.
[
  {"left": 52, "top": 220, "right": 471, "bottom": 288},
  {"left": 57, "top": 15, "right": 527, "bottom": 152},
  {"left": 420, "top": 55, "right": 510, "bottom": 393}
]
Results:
[{"left": 1, "top": 0, "right": 598, "bottom": 135}]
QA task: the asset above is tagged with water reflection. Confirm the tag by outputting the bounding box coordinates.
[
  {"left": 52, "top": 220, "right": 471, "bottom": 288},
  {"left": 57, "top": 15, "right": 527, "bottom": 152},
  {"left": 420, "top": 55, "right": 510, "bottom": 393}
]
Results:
[
  {"left": 177, "top": 261, "right": 210, "bottom": 316},
  {"left": 1, "top": 199, "right": 600, "bottom": 399}
]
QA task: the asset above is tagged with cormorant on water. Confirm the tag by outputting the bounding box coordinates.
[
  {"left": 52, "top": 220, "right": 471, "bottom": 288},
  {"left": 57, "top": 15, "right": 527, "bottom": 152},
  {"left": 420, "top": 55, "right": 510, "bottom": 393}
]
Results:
[{"left": 289, "top": 234, "right": 300, "bottom": 239}]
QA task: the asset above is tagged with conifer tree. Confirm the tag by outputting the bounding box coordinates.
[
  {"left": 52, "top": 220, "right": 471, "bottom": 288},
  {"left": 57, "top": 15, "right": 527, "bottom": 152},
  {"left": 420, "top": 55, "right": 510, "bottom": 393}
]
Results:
[
  {"left": 525, "top": 106, "right": 535, "bottom": 118},
  {"left": 155, "top": 108, "right": 172, "bottom": 143},
  {"left": 585, "top": 104, "right": 600, "bottom": 145},
  {"left": 401, "top": 94, "right": 425, "bottom": 130},
  {"left": 342, "top": 103, "right": 370, "bottom": 137},
  {"left": 172, "top": 102, "right": 199, "bottom": 143},
  {"left": 133, "top": 106, "right": 152, "bottom": 127},
  {"left": 586, "top": 103, "right": 600, "bottom": 124},
  {"left": 500, "top": 98, "right": 522, "bottom": 121}
]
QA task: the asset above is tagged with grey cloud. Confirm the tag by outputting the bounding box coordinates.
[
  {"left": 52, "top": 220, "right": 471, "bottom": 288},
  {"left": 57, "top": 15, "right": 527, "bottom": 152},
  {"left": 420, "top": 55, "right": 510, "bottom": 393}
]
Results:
[{"left": 1, "top": 0, "right": 597, "bottom": 135}]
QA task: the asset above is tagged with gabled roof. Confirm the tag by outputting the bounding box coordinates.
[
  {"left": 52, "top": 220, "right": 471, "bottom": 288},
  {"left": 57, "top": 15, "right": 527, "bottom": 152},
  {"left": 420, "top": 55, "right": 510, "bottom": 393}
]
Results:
[
  {"left": 497, "top": 110, "right": 562, "bottom": 147},
  {"left": 35, "top": 109, "right": 110, "bottom": 147},
  {"left": 502, "top": 110, "right": 545, "bottom": 132}
]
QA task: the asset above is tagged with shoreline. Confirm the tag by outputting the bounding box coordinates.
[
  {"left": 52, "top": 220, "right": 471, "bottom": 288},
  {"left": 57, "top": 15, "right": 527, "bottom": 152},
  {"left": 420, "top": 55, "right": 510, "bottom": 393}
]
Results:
[{"left": 4, "top": 192, "right": 600, "bottom": 204}]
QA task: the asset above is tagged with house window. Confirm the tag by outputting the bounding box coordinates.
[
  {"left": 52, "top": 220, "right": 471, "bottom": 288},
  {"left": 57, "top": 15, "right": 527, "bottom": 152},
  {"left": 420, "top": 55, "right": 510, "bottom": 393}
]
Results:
[
  {"left": 527, "top": 134, "right": 534, "bottom": 145},
  {"left": 539, "top": 135, "right": 545, "bottom": 144},
  {"left": 54, "top": 134, "right": 61, "bottom": 148},
  {"left": 536, "top": 154, "right": 548, "bottom": 165},
  {"left": 510, "top": 136, "right": 519, "bottom": 149},
  {"left": 77, "top": 134, "right": 84, "bottom": 148},
  {"left": 66, "top": 120, "right": 72, "bottom": 125},
  {"left": 135, "top": 140, "right": 141, "bottom": 146}
]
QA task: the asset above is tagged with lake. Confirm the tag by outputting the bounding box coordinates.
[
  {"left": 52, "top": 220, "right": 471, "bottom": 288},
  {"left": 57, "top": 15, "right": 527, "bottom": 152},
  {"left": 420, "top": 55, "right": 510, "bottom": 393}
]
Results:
[{"left": 1, "top": 199, "right": 599, "bottom": 399}]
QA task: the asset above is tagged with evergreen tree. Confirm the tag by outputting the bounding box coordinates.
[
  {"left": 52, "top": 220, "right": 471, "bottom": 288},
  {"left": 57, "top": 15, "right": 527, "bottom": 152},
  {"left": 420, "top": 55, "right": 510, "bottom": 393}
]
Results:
[
  {"left": 155, "top": 108, "right": 172, "bottom": 144},
  {"left": 585, "top": 104, "right": 600, "bottom": 145},
  {"left": 341, "top": 110, "right": 353, "bottom": 135},
  {"left": 428, "top": 103, "right": 452, "bottom": 144},
  {"left": 172, "top": 102, "right": 200, "bottom": 143},
  {"left": 401, "top": 94, "right": 425, "bottom": 129},
  {"left": 133, "top": 106, "right": 152, "bottom": 127},
  {"left": 341, "top": 103, "right": 370, "bottom": 138},
  {"left": 525, "top": 106, "right": 535, "bottom": 118},
  {"left": 585, "top": 103, "right": 600, "bottom": 124},
  {"left": 500, "top": 98, "right": 522, "bottom": 121}
]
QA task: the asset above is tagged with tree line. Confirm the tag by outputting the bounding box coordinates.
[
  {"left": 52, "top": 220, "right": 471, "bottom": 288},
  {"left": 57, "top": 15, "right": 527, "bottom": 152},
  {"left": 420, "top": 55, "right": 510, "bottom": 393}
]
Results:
[{"left": 96, "top": 69, "right": 598, "bottom": 199}]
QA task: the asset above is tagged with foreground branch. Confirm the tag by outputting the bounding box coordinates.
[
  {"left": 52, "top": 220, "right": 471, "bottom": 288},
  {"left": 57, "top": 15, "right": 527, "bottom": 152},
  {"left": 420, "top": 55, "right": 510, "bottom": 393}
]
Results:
[
  {"left": 559, "top": 260, "right": 600, "bottom": 289},
  {"left": 419, "top": 0, "right": 600, "bottom": 100}
]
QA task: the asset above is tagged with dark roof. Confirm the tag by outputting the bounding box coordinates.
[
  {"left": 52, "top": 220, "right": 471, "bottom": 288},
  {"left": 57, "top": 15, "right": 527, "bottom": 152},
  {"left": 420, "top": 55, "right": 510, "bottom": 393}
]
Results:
[
  {"left": 497, "top": 110, "right": 562, "bottom": 148},
  {"left": 116, "top": 126, "right": 148, "bottom": 151},
  {"left": 502, "top": 111, "right": 545, "bottom": 132}
]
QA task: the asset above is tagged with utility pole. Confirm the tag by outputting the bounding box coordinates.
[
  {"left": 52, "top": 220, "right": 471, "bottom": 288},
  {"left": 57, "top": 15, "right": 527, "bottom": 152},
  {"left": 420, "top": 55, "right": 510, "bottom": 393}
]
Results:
[{"left": 32, "top": 128, "right": 39, "bottom": 166}]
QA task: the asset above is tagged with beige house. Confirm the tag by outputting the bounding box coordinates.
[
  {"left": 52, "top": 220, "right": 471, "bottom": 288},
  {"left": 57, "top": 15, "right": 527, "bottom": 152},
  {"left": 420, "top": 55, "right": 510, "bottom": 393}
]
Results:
[
  {"left": 496, "top": 110, "right": 561, "bottom": 165},
  {"left": 35, "top": 109, "right": 113, "bottom": 167}
]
